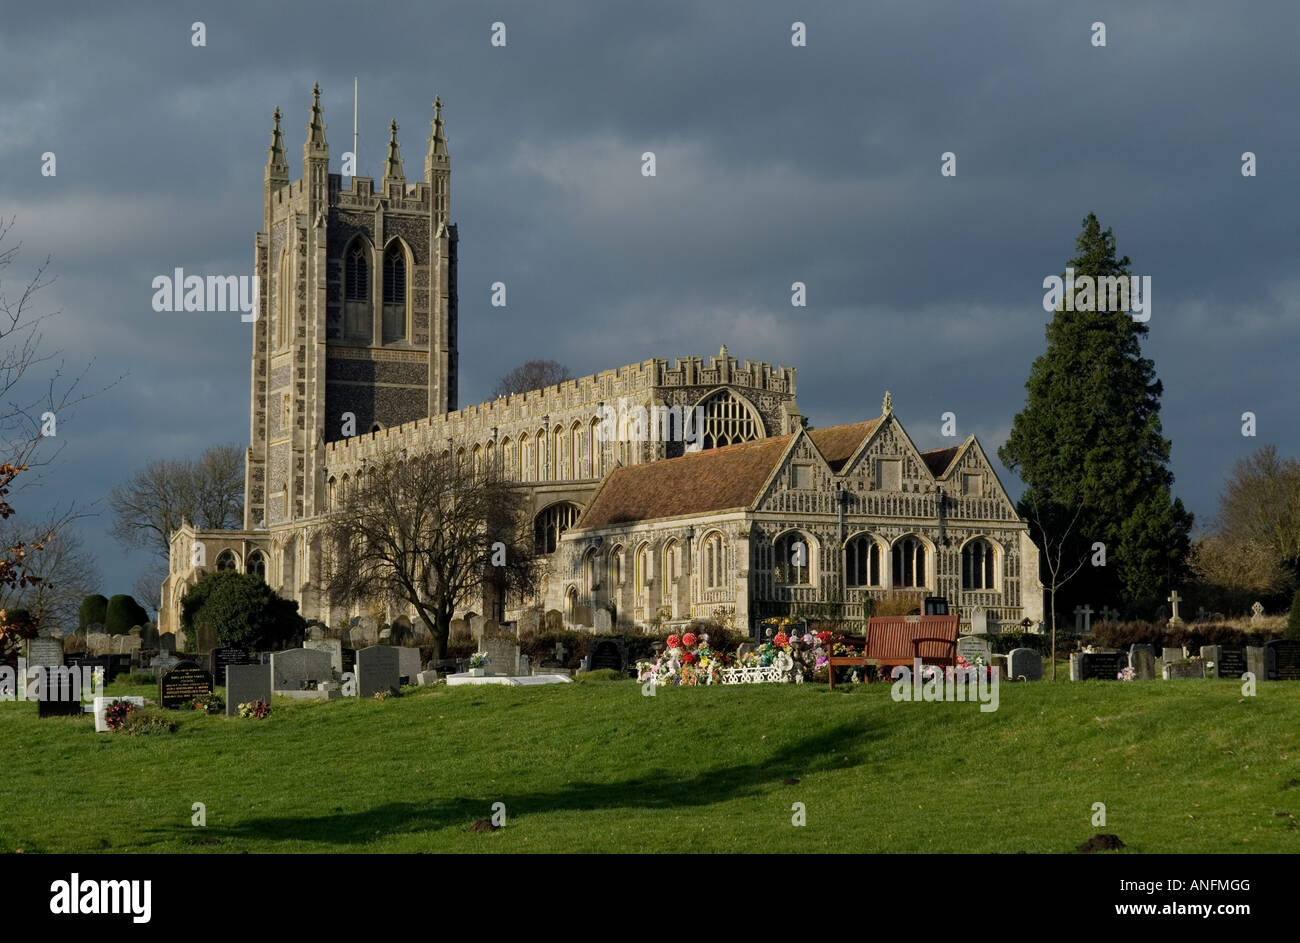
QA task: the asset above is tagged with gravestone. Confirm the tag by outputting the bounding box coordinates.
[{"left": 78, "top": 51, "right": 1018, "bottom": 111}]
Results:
[
  {"left": 1128, "top": 646, "right": 1156, "bottom": 681},
  {"left": 307, "top": 624, "right": 328, "bottom": 642},
  {"left": 36, "top": 666, "right": 86, "bottom": 717},
  {"left": 592, "top": 609, "right": 613, "bottom": 634},
  {"left": 545, "top": 609, "right": 564, "bottom": 632},
  {"left": 27, "top": 637, "right": 64, "bottom": 674},
  {"left": 159, "top": 661, "right": 214, "bottom": 709},
  {"left": 270, "top": 648, "right": 333, "bottom": 691},
  {"left": 1163, "top": 660, "right": 1206, "bottom": 680},
  {"left": 355, "top": 646, "right": 400, "bottom": 697},
  {"left": 449, "top": 617, "right": 469, "bottom": 641},
  {"left": 139, "top": 623, "right": 159, "bottom": 651},
  {"left": 114, "top": 635, "right": 142, "bottom": 658},
  {"left": 572, "top": 604, "right": 593, "bottom": 628},
  {"left": 85, "top": 632, "right": 112, "bottom": 656},
  {"left": 481, "top": 618, "right": 501, "bottom": 638},
  {"left": 341, "top": 648, "right": 357, "bottom": 676},
  {"left": 480, "top": 637, "right": 519, "bottom": 675},
  {"left": 1214, "top": 645, "right": 1247, "bottom": 679},
  {"left": 1162, "top": 647, "right": 1186, "bottom": 666},
  {"left": 224, "top": 664, "right": 272, "bottom": 717},
  {"left": 956, "top": 636, "right": 992, "bottom": 663},
  {"left": 968, "top": 608, "right": 989, "bottom": 635},
  {"left": 390, "top": 616, "right": 413, "bottom": 645},
  {"left": 1250, "top": 601, "right": 1264, "bottom": 626},
  {"left": 396, "top": 646, "right": 421, "bottom": 684},
  {"left": 1076, "top": 650, "right": 1125, "bottom": 681},
  {"left": 159, "top": 633, "right": 177, "bottom": 653},
  {"left": 210, "top": 647, "right": 254, "bottom": 686},
  {"left": 304, "top": 638, "right": 344, "bottom": 676},
  {"left": 1006, "top": 648, "right": 1042, "bottom": 681},
  {"left": 416, "top": 670, "right": 439, "bottom": 686},
  {"left": 1266, "top": 639, "right": 1300, "bottom": 681},
  {"left": 318, "top": 681, "right": 341, "bottom": 699},
  {"left": 589, "top": 639, "right": 627, "bottom": 673},
  {"left": 195, "top": 624, "right": 217, "bottom": 654},
  {"left": 1246, "top": 646, "right": 1271, "bottom": 681},
  {"left": 989, "top": 653, "right": 1008, "bottom": 678},
  {"left": 1166, "top": 591, "right": 1184, "bottom": 625},
  {"left": 517, "top": 610, "right": 541, "bottom": 638},
  {"left": 469, "top": 615, "right": 487, "bottom": 641}
]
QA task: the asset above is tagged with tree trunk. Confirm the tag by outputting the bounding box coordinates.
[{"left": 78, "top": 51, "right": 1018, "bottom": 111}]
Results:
[{"left": 1049, "top": 587, "right": 1058, "bottom": 681}]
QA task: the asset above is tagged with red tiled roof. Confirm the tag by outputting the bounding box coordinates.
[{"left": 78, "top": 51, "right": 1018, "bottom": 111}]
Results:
[
  {"left": 576, "top": 435, "right": 793, "bottom": 528},
  {"left": 808, "top": 419, "right": 880, "bottom": 472},
  {"left": 920, "top": 446, "right": 960, "bottom": 478}
]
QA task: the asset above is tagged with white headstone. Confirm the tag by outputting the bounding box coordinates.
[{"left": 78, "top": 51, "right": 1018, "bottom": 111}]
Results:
[
  {"left": 94, "top": 695, "right": 146, "bottom": 733},
  {"left": 968, "top": 607, "right": 989, "bottom": 635}
]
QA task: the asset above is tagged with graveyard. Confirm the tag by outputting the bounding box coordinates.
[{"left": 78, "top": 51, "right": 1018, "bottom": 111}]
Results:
[{"left": 2, "top": 657, "right": 1298, "bottom": 853}]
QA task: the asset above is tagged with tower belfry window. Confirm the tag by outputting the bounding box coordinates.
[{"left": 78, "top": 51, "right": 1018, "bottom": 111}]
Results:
[
  {"left": 382, "top": 244, "right": 407, "bottom": 344},
  {"left": 343, "top": 242, "right": 370, "bottom": 340}
]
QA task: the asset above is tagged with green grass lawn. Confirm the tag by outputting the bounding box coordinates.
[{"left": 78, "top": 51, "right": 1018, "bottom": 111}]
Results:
[{"left": 2, "top": 676, "right": 1297, "bottom": 853}]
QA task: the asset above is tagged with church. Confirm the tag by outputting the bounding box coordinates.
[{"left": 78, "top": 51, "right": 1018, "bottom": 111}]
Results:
[{"left": 159, "top": 87, "right": 1045, "bottom": 639}]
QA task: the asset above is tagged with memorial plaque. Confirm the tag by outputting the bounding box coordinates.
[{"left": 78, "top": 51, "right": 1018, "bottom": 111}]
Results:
[
  {"left": 158, "top": 661, "right": 214, "bottom": 709},
  {"left": 1267, "top": 639, "right": 1300, "bottom": 681},
  {"left": 211, "top": 647, "right": 254, "bottom": 686}
]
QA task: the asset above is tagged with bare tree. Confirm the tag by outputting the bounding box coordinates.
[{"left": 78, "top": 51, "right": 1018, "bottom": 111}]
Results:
[
  {"left": 1023, "top": 493, "right": 1090, "bottom": 681},
  {"left": 491, "top": 359, "right": 573, "bottom": 399},
  {"left": 0, "top": 517, "right": 100, "bottom": 633},
  {"left": 109, "top": 444, "right": 244, "bottom": 560},
  {"left": 1216, "top": 444, "right": 1300, "bottom": 586},
  {"left": 321, "top": 450, "right": 540, "bottom": 659}
]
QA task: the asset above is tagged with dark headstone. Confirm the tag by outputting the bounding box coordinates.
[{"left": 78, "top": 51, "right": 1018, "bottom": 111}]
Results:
[
  {"left": 159, "top": 633, "right": 177, "bottom": 653},
  {"left": 36, "top": 666, "right": 85, "bottom": 717},
  {"left": 211, "top": 647, "right": 254, "bottom": 687},
  {"left": 1266, "top": 639, "right": 1300, "bottom": 681},
  {"left": 589, "top": 639, "right": 626, "bottom": 672},
  {"left": 224, "top": 664, "right": 272, "bottom": 717},
  {"left": 1215, "top": 645, "right": 1247, "bottom": 679},
  {"left": 103, "top": 654, "right": 131, "bottom": 683},
  {"left": 1077, "top": 650, "right": 1125, "bottom": 681},
  {"left": 354, "top": 645, "right": 400, "bottom": 697},
  {"left": 158, "top": 661, "right": 214, "bottom": 709},
  {"left": 341, "top": 648, "right": 357, "bottom": 675}
]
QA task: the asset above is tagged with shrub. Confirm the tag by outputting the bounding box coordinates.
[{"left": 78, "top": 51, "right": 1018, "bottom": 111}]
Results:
[
  {"left": 123, "top": 672, "right": 156, "bottom": 686},
  {"left": 121, "top": 707, "right": 177, "bottom": 735},
  {"left": 78, "top": 595, "right": 108, "bottom": 631},
  {"left": 575, "top": 668, "right": 624, "bottom": 682},
  {"left": 1287, "top": 591, "right": 1300, "bottom": 640},
  {"left": 180, "top": 570, "right": 305, "bottom": 652},
  {"left": 105, "top": 595, "right": 149, "bottom": 635}
]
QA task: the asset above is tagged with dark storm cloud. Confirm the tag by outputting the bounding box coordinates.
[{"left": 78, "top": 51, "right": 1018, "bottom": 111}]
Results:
[{"left": 1, "top": 0, "right": 1295, "bottom": 599}]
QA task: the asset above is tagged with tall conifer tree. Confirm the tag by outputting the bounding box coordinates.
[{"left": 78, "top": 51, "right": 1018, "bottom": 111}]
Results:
[{"left": 1000, "top": 213, "right": 1192, "bottom": 620}]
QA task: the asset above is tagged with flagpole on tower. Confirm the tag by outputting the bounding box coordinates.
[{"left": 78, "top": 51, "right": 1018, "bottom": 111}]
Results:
[{"left": 352, "top": 76, "right": 358, "bottom": 176}]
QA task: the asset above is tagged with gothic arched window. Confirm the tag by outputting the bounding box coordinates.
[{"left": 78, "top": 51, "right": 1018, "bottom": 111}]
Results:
[
  {"left": 845, "top": 534, "right": 881, "bottom": 587},
  {"left": 343, "top": 241, "right": 370, "bottom": 340},
  {"left": 216, "top": 550, "right": 237, "bottom": 572},
  {"left": 697, "top": 390, "right": 762, "bottom": 449},
  {"left": 774, "top": 531, "right": 811, "bottom": 585},
  {"left": 533, "top": 502, "right": 581, "bottom": 554},
  {"left": 701, "top": 532, "right": 725, "bottom": 589},
  {"left": 962, "top": 538, "right": 996, "bottom": 590},
  {"left": 247, "top": 550, "right": 266, "bottom": 580},
  {"left": 892, "top": 536, "right": 927, "bottom": 588},
  {"left": 382, "top": 243, "right": 407, "bottom": 344}
]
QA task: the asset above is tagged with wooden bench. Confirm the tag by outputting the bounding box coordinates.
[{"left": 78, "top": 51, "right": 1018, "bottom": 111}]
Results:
[{"left": 827, "top": 615, "right": 960, "bottom": 690}]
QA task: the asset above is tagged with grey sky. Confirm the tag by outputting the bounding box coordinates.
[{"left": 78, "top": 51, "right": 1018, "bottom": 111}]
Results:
[{"left": 2, "top": 0, "right": 1296, "bottom": 609}]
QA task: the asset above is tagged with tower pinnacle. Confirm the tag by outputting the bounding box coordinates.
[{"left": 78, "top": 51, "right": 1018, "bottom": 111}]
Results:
[
  {"left": 266, "top": 106, "right": 288, "bottom": 184},
  {"left": 304, "top": 82, "right": 328, "bottom": 156},
  {"left": 382, "top": 119, "right": 405, "bottom": 190}
]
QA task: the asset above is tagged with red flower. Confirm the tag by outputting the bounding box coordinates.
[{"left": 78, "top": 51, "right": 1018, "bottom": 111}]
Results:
[
  {"left": 682, "top": 652, "right": 697, "bottom": 664},
  {"left": 817, "top": 631, "right": 832, "bottom": 644},
  {"left": 773, "top": 632, "right": 789, "bottom": 647},
  {"left": 666, "top": 634, "right": 681, "bottom": 649},
  {"left": 682, "top": 632, "right": 697, "bottom": 648}
]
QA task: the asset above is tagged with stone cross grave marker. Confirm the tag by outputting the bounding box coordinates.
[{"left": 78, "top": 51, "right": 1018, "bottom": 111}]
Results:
[
  {"left": 1073, "top": 605, "right": 1094, "bottom": 634},
  {"left": 1250, "top": 601, "right": 1264, "bottom": 625},
  {"left": 1166, "top": 591, "right": 1183, "bottom": 625}
]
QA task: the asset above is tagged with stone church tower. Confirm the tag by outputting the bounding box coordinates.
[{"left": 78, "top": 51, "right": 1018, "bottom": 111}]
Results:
[{"left": 246, "top": 85, "right": 458, "bottom": 532}]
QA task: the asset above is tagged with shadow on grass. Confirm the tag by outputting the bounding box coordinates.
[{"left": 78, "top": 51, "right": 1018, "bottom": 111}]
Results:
[{"left": 206, "top": 720, "right": 879, "bottom": 846}]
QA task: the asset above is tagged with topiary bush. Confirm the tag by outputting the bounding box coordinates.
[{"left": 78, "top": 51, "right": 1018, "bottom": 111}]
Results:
[
  {"left": 104, "top": 595, "right": 148, "bottom": 635},
  {"left": 78, "top": 594, "right": 108, "bottom": 631}
]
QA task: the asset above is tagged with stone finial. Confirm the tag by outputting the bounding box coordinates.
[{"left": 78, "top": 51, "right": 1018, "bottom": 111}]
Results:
[
  {"left": 266, "top": 107, "right": 288, "bottom": 181},
  {"left": 382, "top": 119, "right": 405, "bottom": 189},
  {"left": 882, "top": 390, "right": 893, "bottom": 414},
  {"left": 427, "top": 95, "right": 449, "bottom": 161},
  {"left": 719, "top": 343, "right": 728, "bottom": 358}
]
